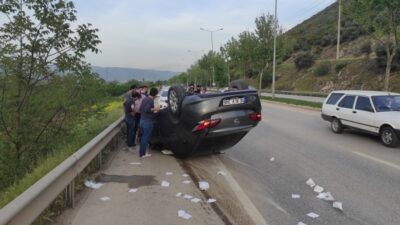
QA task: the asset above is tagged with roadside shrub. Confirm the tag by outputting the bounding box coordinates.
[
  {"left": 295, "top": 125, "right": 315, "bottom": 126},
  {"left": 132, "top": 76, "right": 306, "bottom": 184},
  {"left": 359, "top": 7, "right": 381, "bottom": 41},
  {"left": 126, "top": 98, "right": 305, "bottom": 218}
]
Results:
[
  {"left": 335, "top": 61, "right": 348, "bottom": 73},
  {"left": 294, "top": 51, "right": 314, "bottom": 70},
  {"left": 314, "top": 62, "right": 331, "bottom": 76},
  {"left": 375, "top": 44, "right": 400, "bottom": 72},
  {"left": 359, "top": 41, "right": 372, "bottom": 56}
]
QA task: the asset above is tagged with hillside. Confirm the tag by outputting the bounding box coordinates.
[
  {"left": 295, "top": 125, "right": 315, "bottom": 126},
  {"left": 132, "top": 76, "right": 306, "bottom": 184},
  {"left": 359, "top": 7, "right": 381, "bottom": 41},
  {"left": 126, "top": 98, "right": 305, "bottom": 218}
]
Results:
[
  {"left": 92, "top": 66, "right": 178, "bottom": 83},
  {"left": 274, "top": 2, "right": 400, "bottom": 92}
]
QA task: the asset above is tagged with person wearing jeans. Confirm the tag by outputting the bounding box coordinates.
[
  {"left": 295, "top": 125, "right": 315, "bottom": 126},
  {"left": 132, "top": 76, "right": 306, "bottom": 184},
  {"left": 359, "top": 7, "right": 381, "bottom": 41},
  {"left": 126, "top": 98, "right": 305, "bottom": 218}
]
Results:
[
  {"left": 124, "top": 92, "right": 140, "bottom": 151},
  {"left": 139, "top": 88, "right": 159, "bottom": 158}
]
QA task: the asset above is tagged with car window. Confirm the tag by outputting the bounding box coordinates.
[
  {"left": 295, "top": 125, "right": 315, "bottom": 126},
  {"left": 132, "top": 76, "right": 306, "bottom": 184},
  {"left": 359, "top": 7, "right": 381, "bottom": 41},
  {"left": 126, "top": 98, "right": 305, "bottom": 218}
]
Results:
[
  {"left": 161, "top": 91, "right": 168, "bottom": 97},
  {"left": 326, "top": 93, "right": 344, "bottom": 105},
  {"left": 338, "top": 95, "right": 356, "bottom": 109},
  {"left": 355, "top": 96, "right": 374, "bottom": 112},
  {"left": 371, "top": 95, "right": 400, "bottom": 112}
]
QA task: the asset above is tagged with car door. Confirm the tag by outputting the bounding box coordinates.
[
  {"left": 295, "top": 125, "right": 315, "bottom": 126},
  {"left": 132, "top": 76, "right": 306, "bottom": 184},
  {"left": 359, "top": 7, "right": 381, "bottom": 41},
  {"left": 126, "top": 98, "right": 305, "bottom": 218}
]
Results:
[
  {"left": 351, "top": 96, "right": 378, "bottom": 133},
  {"left": 322, "top": 92, "right": 345, "bottom": 117},
  {"left": 337, "top": 95, "right": 357, "bottom": 127}
]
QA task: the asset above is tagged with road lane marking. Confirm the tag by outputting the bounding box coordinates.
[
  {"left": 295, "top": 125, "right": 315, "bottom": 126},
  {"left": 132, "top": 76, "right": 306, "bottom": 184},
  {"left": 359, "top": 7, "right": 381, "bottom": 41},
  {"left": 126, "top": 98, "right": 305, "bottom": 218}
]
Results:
[
  {"left": 216, "top": 157, "right": 270, "bottom": 225},
  {"left": 225, "top": 156, "right": 290, "bottom": 216},
  {"left": 353, "top": 151, "right": 400, "bottom": 171}
]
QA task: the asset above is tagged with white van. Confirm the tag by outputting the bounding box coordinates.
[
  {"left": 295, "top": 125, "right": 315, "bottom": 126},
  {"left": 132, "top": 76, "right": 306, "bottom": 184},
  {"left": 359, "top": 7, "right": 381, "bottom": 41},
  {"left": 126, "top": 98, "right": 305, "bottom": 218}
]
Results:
[{"left": 321, "top": 90, "right": 400, "bottom": 147}]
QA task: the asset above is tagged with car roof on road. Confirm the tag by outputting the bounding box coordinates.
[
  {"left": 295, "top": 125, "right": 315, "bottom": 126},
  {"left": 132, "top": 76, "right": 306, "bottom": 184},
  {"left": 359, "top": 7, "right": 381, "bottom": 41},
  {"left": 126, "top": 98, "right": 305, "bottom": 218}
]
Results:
[{"left": 331, "top": 90, "right": 400, "bottom": 97}]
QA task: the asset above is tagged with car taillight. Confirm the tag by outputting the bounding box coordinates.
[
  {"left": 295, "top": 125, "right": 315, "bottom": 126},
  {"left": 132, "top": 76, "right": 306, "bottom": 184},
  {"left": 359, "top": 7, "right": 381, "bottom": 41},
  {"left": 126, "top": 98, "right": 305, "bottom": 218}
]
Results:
[
  {"left": 193, "top": 119, "right": 221, "bottom": 132},
  {"left": 249, "top": 112, "right": 262, "bottom": 121}
]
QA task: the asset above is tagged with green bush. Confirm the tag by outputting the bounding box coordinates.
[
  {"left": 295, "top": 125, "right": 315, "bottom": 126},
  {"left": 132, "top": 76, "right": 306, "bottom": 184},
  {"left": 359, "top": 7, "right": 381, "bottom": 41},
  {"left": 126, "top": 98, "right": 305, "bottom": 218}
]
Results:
[
  {"left": 360, "top": 41, "right": 372, "bottom": 55},
  {"left": 294, "top": 51, "right": 314, "bottom": 70},
  {"left": 314, "top": 62, "right": 331, "bottom": 76},
  {"left": 335, "top": 61, "right": 348, "bottom": 73}
]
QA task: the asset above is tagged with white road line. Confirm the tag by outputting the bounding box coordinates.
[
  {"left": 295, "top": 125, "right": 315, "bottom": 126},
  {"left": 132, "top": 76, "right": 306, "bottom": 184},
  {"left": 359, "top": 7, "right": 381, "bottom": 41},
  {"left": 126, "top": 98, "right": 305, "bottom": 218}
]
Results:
[
  {"left": 353, "top": 151, "right": 400, "bottom": 171},
  {"left": 225, "top": 156, "right": 290, "bottom": 216}
]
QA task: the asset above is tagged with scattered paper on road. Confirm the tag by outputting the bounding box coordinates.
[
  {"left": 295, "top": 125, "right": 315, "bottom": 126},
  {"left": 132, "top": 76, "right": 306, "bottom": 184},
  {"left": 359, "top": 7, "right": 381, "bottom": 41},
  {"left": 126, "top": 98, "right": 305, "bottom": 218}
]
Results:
[
  {"left": 182, "top": 174, "right": 189, "bottom": 177},
  {"left": 199, "top": 181, "right": 210, "bottom": 191},
  {"left": 162, "top": 150, "right": 174, "bottom": 155},
  {"left": 313, "top": 185, "right": 324, "bottom": 193},
  {"left": 297, "top": 222, "right": 307, "bottom": 225},
  {"left": 306, "top": 212, "right": 319, "bottom": 219},
  {"left": 183, "top": 180, "right": 191, "bottom": 184},
  {"left": 166, "top": 172, "right": 173, "bottom": 176},
  {"left": 100, "top": 196, "right": 110, "bottom": 201},
  {"left": 317, "top": 192, "right": 335, "bottom": 201},
  {"left": 270, "top": 157, "right": 275, "bottom": 162},
  {"left": 128, "top": 188, "right": 138, "bottom": 193},
  {"left": 191, "top": 198, "right": 201, "bottom": 203},
  {"left": 129, "top": 162, "right": 142, "bottom": 165},
  {"left": 84, "top": 180, "right": 104, "bottom": 190},
  {"left": 178, "top": 210, "right": 192, "bottom": 220},
  {"left": 176, "top": 192, "right": 182, "bottom": 197},
  {"left": 306, "top": 178, "right": 316, "bottom": 188},
  {"left": 183, "top": 194, "right": 193, "bottom": 199},
  {"left": 207, "top": 198, "right": 217, "bottom": 203},
  {"left": 217, "top": 171, "right": 227, "bottom": 176},
  {"left": 333, "top": 201, "right": 343, "bottom": 211},
  {"left": 161, "top": 180, "right": 170, "bottom": 187},
  {"left": 292, "top": 194, "right": 301, "bottom": 199}
]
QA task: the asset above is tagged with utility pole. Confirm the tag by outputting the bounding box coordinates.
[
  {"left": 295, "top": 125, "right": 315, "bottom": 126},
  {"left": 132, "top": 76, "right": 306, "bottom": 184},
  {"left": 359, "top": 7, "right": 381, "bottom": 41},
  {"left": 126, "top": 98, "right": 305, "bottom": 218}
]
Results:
[
  {"left": 336, "top": 0, "right": 342, "bottom": 60},
  {"left": 272, "top": 0, "right": 277, "bottom": 99},
  {"left": 200, "top": 27, "right": 223, "bottom": 87}
]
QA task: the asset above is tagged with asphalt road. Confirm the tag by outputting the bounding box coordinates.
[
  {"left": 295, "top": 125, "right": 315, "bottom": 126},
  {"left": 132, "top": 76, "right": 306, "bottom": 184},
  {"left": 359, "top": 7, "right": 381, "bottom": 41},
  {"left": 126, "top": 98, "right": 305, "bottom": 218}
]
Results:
[{"left": 219, "top": 102, "right": 400, "bottom": 225}]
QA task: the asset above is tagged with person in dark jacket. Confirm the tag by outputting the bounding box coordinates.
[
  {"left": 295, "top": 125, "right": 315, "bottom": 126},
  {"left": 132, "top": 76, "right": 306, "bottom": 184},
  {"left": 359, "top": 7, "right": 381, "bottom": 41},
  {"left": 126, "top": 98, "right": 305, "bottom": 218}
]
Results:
[
  {"left": 138, "top": 88, "right": 159, "bottom": 158},
  {"left": 124, "top": 91, "right": 140, "bottom": 151}
]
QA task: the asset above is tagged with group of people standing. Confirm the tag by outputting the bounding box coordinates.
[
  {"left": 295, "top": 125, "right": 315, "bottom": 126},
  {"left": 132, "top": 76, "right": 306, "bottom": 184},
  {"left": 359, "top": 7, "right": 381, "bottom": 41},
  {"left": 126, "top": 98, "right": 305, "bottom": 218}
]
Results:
[
  {"left": 123, "top": 85, "right": 160, "bottom": 158},
  {"left": 187, "top": 84, "right": 207, "bottom": 95}
]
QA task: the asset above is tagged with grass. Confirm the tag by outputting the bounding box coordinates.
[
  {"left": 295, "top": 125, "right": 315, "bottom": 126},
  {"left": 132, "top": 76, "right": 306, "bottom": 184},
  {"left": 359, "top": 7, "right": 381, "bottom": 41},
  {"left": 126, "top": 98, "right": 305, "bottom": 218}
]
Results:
[
  {"left": 261, "top": 96, "right": 322, "bottom": 109},
  {"left": 0, "top": 98, "right": 123, "bottom": 208}
]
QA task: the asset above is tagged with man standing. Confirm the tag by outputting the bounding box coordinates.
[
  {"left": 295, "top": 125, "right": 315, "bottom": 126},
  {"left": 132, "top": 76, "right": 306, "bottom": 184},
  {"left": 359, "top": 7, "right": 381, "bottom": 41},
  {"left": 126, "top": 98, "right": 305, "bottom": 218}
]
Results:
[
  {"left": 124, "top": 85, "right": 136, "bottom": 101},
  {"left": 139, "top": 88, "right": 160, "bottom": 158},
  {"left": 124, "top": 91, "right": 140, "bottom": 151}
]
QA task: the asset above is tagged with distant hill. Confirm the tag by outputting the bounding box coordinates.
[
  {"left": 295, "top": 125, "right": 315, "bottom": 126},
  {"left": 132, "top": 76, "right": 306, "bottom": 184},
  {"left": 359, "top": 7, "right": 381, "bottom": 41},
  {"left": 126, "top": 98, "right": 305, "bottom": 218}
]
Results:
[
  {"left": 91, "top": 66, "right": 179, "bottom": 83},
  {"left": 272, "top": 2, "right": 400, "bottom": 92}
]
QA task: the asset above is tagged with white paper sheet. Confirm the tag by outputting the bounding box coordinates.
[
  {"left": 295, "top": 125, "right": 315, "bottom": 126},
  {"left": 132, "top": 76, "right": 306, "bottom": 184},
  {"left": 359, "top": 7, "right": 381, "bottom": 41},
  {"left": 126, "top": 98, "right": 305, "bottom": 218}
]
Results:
[
  {"left": 178, "top": 210, "right": 192, "bottom": 220},
  {"left": 199, "top": 181, "right": 210, "bottom": 190},
  {"left": 306, "top": 212, "right": 319, "bottom": 218},
  {"left": 161, "top": 180, "right": 170, "bottom": 187},
  {"left": 306, "top": 178, "right": 316, "bottom": 188}
]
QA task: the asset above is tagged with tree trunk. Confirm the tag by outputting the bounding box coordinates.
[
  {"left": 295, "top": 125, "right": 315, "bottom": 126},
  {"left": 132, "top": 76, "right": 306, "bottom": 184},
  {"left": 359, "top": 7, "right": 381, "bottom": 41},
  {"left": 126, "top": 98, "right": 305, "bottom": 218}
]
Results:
[{"left": 385, "top": 45, "right": 395, "bottom": 91}]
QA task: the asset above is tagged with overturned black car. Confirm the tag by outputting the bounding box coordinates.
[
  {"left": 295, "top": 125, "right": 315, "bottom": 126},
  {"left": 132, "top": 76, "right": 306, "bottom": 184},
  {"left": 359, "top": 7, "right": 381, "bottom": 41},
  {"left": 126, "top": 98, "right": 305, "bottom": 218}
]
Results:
[{"left": 150, "top": 80, "right": 262, "bottom": 158}]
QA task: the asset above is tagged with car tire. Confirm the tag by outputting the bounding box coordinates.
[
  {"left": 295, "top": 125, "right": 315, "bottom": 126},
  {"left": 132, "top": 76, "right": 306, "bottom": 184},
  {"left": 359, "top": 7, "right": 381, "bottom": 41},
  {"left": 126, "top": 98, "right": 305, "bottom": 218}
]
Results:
[
  {"left": 331, "top": 118, "right": 343, "bottom": 133},
  {"left": 230, "top": 79, "right": 248, "bottom": 90},
  {"left": 380, "top": 126, "right": 399, "bottom": 147},
  {"left": 168, "top": 85, "right": 186, "bottom": 124}
]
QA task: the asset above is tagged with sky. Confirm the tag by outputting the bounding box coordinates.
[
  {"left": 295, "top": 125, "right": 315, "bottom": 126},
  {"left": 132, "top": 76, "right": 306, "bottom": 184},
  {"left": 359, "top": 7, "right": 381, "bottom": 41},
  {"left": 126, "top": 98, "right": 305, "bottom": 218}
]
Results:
[{"left": 73, "top": 0, "right": 336, "bottom": 72}]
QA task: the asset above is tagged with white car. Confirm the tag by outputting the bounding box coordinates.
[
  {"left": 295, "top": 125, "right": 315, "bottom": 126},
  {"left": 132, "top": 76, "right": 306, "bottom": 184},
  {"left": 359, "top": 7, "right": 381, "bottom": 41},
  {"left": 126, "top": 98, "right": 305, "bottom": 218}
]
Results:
[
  {"left": 158, "top": 88, "right": 169, "bottom": 109},
  {"left": 321, "top": 90, "right": 400, "bottom": 147}
]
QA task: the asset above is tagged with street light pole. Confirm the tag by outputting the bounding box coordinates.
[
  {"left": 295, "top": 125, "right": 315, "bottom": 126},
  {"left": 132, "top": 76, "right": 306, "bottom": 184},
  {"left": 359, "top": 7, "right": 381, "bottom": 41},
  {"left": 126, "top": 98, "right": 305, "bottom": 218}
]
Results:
[{"left": 200, "top": 27, "right": 223, "bottom": 87}]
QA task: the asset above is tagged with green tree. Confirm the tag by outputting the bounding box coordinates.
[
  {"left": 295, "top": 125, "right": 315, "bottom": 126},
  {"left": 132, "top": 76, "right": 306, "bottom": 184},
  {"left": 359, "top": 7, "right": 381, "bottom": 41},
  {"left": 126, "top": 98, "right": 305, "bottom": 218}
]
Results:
[
  {"left": 0, "top": 0, "right": 101, "bottom": 186},
  {"left": 346, "top": 0, "right": 400, "bottom": 91}
]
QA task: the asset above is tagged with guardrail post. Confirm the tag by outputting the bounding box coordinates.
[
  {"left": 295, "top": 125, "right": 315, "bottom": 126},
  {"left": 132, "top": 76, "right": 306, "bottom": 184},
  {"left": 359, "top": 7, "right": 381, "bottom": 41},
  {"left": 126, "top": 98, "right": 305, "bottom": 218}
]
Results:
[
  {"left": 97, "top": 151, "right": 103, "bottom": 169},
  {"left": 65, "top": 180, "right": 75, "bottom": 208}
]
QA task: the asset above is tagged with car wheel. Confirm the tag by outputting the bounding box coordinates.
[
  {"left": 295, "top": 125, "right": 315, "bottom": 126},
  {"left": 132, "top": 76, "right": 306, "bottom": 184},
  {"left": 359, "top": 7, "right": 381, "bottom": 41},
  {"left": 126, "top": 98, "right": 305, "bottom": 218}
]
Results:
[
  {"left": 331, "top": 118, "right": 343, "bottom": 133},
  {"left": 230, "top": 79, "right": 248, "bottom": 90},
  {"left": 168, "top": 85, "right": 186, "bottom": 124},
  {"left": 380, "top": 126, "right": 399, "bottom": 147}
]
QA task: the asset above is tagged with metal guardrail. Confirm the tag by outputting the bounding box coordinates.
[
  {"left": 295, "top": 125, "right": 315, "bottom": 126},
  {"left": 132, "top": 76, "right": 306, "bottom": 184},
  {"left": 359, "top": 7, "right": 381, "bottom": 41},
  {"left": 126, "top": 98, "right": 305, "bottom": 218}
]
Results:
[
  {"left": 0, "top": 117, "right": 124, "bottom": 225},
  {"left": 261, "top": 90, "right": 328, "bottom": 97}
]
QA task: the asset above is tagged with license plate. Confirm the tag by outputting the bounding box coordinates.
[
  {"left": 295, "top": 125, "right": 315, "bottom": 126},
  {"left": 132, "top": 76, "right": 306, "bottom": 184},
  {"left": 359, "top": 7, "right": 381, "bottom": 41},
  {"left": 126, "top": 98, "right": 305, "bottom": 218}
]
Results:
[{"left": 223, "top": 97, "right": 245, "bottom": 106}]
